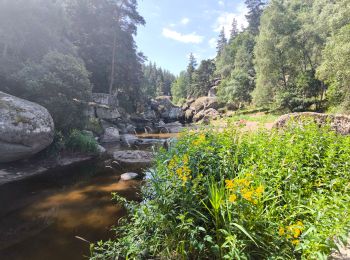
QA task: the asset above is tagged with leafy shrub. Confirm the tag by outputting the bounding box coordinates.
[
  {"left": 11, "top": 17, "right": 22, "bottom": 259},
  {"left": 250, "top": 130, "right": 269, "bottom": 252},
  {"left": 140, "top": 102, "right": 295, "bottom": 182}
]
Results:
[
  {"left": 91, "top": 122, "right": 350, "bottom": 259},
  {"left": 65, "top": 129, "right": 98, "bottom": 153}
]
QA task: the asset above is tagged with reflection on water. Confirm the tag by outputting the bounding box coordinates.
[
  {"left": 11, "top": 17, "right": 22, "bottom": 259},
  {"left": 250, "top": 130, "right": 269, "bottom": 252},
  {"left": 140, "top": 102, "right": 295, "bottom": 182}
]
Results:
[
  {"left": 0, "top": 160, "right": 141, "bottom": 260},
  {"left": 136, "top": 132, "right": 179, "bottom": 139}
]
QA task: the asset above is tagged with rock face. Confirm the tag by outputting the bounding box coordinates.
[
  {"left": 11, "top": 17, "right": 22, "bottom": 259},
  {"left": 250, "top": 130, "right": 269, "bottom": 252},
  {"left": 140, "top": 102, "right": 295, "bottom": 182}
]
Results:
[
  {"left": 151, "top": 96, "right": 184, "bottom": 122},
  {"left": 190, "top": 97, "right": 218, "bottom": 112},
  {"left": 273, "top": 112, "right": 350, "bottom": 135},
  {"left": 113, "top": 150, "right": 154, "bottom": 169},
  {"left": 100, "top": 127, "right": 120, "bottom": 143},
  {"left": 0, "top": 91, "right": 54, "bottom": 163},
  {"left": 193, "top": 108, "right": 220, "bottom": 123}
]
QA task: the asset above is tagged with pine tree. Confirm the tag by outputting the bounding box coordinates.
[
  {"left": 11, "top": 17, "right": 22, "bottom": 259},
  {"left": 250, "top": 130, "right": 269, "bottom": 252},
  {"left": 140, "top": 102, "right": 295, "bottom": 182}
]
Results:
[
  {"left": 245, "top": 0, "right": 265, "bottom": 35},
  {"left": 187, "top": 53, "right": 197, "bottom": 80},
  {"left": 230, "top": 18, "right": 239, "bottom": 41},
  {"left": 217, "top": 27, "right": 227, "bottom": 57}
]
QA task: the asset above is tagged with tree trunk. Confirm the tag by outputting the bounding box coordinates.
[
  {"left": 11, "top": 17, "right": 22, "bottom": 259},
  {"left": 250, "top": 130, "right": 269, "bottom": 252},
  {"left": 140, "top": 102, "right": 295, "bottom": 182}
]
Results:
[
  {"left": 108, "top": 0, "right": 127, "bottom": 100},
  {"left": 109, "top": 31, "right": 117, "bottom": 95}
]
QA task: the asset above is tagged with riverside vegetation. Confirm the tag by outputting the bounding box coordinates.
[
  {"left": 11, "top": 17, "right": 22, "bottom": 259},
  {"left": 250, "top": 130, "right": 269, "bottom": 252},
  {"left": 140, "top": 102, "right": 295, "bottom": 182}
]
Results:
[{"left": 91, "top": 121, "right": 350, "bottom": 259}]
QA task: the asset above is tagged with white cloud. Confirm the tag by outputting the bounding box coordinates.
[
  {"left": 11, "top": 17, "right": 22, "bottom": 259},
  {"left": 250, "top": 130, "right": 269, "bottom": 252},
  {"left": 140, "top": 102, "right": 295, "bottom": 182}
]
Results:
[
  {"left": 213, "top": 3, "right": 248, "bottom": 38},
  {"left": 218, "top": 1, "right": 224, "bottom": 6},
  {"left": 181, "top": 17, "right": 190, "bottom": 25},
  {"left": 162, "top": 28, "right": 204, "bottom": 44},
  {"left": 209, "top": 38, "right": 217, "bottom": 49}
]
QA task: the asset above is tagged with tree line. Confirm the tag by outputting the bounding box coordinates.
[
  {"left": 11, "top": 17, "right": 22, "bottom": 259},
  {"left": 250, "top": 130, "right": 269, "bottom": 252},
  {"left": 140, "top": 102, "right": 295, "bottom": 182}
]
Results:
[
  {"left": 0, "top": 0, "right": 174, "bottom": 132},
  {"left": 172, "top": 0, "right": 350, "bottom": 114}
]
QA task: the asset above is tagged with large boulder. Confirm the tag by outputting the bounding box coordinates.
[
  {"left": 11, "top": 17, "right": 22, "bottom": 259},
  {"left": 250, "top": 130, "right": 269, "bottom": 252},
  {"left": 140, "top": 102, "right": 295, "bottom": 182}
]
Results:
[
  {"left": 100, "top": 127, "right": 120, "bottom": 143},
  {"left": 0, "top": 92, "right": 54, "bottom": 163},
  {"left": 113, "top": 150, "right": 154, "bottom": 169},
  {"left": 161, "top": 107, "right": 184, "bottom": 122},
  {"left": 273, "top": 112, "right": 350, "bottom": 135},
  {"left": 190, "top": 97, "right": 219, "bottom": 112},
  {"left": 152, "top": 96, "right": 184, "bottom": 122},
  {"left": 193, "top": 108, "right": 220, "bottom": 123}
]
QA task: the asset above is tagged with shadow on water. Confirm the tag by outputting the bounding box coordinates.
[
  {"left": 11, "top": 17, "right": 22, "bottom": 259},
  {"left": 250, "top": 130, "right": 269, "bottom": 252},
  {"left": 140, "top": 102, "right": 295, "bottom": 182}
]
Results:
[{"left": 0, "top": 159, "right": 142, "bottom": 260}]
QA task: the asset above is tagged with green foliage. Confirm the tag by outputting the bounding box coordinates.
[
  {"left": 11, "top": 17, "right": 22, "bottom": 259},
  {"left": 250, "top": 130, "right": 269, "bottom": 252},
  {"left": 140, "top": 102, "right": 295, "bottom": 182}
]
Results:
[
  {"left": 217, "top": 31, "right": 256, "bottom": 106},
  {"left": 190, "top": 59, "right": 216, "bottom": 98},
  {"left": 91, "top": 122, "right": 350, "bottom": 259},
  {"left": 141, "top": 62, "right": 176, "bottom": 98},
  {"left": 13, "top": 51, "right": 92, "bottom": 132},
  {"left": 317, "top": 24, "right": 350, "bottom": 112},
  {"left": 65, "top": 129, "right": 98, "bottom": 153},
  {"left": 171, "top": 71, "right": 190, "bottom": 104}
]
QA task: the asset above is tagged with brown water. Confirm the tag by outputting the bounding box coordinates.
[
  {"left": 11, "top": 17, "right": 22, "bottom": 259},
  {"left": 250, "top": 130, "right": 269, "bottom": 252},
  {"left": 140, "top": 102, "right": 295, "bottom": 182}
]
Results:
[{"left": 0, "top": 160, "right": 142, "bottom": 260}]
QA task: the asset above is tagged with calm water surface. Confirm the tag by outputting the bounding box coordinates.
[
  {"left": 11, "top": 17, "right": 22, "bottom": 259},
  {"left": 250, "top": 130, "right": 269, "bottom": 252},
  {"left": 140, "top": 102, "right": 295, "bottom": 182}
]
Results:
[{"left": 0, "top": 159, "right": 141, "bottom": 260}]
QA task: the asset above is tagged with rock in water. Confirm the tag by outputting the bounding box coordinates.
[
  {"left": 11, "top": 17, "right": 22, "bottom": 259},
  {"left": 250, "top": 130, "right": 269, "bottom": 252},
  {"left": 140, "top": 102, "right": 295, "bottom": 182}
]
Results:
[
  {"left": 0, "top": 91, "right": 54, "bottom": 163},
  {"left": 113, "top": 150, "right": 153, "bottom": 169},
  {"left": 120, "top": 172, "right": 139, "bottom": 181}
]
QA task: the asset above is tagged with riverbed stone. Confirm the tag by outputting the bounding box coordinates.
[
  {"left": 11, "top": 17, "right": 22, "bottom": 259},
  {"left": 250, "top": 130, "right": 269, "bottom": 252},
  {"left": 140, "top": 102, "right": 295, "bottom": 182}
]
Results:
[
  {"left": 0, "top": 91, "right": 54, "bottom": 163},
  {"left": 120, "top": 172, "right": 139, "bottom": 181},
  {"left": 113, "top": 150, "right": 154, "bottom": 169}
]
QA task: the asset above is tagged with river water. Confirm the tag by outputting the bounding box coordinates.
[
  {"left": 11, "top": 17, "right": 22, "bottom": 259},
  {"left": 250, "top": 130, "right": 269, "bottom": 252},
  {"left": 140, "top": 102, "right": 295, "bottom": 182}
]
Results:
[
  {"left": 0, "top": 132, "right": 179, "bottom": 260},
  {"left": 0, "top": 157, "right": 144, "bottom": 260}
]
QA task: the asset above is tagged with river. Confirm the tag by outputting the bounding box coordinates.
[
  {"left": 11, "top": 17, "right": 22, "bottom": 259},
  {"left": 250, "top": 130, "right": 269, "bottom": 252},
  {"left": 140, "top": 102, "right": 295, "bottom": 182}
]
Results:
[{"left": 0, "top": 134, "right": 176, "bottom": 260}]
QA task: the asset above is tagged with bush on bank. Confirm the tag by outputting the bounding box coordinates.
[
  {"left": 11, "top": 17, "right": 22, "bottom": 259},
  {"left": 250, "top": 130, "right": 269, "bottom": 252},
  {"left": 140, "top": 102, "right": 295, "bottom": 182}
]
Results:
[{"left": 91, "top": 121, "right": 350, "bottom": 259}]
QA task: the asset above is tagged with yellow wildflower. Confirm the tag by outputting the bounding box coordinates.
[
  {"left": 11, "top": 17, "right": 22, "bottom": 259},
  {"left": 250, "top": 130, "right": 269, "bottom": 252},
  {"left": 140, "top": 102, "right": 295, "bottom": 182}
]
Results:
[
  {"left": 183, "top": 154, "right": 189, "bottom": 164},
  {"left": 176, "top": 168, "right": 182, "bottom": 176},
  {"left": 278, "top": 227, "right": 285, "bottom": 236},
  {"left": 255, "top": 185, "right": 264, "bottom": 196},
  {"left": 225, "top": 179, "right": 234, "bottom": 189},
  {"left": 292, "top": 240, "right": 300, "bottom": 245},
  {"left": 242, "top": 189, "right": 254, "bottom": 202},
  {"left": 229, "top": 194, "right": 237, "bottom": 203},
  {"left": 293, "top": 228, "right": 301, "bottom": 238}
]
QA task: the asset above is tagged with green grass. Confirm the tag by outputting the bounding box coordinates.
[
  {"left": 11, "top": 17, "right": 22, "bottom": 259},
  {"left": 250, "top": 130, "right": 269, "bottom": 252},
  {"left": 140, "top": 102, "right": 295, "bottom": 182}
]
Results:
[
  {"left": 227, "top": 113, "right": 279, "bottom": 124},
  {"left": 91, "top": 121, "right": 350, "bottom": 260},
  {"left": 65, "top": 129, "right": 98, "bottom": 153}
]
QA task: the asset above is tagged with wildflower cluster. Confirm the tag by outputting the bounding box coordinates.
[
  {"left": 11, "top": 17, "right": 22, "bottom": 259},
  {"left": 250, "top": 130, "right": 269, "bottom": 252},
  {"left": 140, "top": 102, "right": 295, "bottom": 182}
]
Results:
[
  {"left": 279, "top": 221, "right": 304, "bottom": 246},
  {"left": 168, "top": 154, "right": 191, "bottom": 185},
  {"left": 192, "top": 133, "right": 206, "bottom": 146},
  {"left": 225, "top": 174, "right": 264, "bottom": 204}
]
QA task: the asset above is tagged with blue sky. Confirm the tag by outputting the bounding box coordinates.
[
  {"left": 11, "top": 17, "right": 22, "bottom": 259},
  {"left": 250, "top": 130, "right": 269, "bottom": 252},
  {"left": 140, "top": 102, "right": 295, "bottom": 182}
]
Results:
[{"left": 135, "top": 0, "right": 248, "bottom": 75}]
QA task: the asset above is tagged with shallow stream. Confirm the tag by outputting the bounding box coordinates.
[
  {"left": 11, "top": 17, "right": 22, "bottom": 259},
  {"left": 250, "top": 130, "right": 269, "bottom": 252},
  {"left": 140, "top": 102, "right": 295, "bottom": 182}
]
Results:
[{"left": 0, "top": 133, "right": 178, "bottom": 260}]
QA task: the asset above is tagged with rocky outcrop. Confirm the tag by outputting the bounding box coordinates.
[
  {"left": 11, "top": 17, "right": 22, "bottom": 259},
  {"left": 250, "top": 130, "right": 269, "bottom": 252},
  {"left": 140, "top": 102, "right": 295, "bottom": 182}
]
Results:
[
  {"left": 0, "top": 92, "right": 54, "bottom": 163},
  {"left": 181, "top": 96, "right": 220, "bottom": 123},
  {"left": 273, "top": 112, "right": 350, "bottom": 135},
  {"left": 190, "top": 97, "right": 219, "bottom": 112},
  {"left": 151, "top": 96, "right": 184, "bottom": 122},
  {"left": 193, "top": 108, "right": 220, "bottom": 123}
]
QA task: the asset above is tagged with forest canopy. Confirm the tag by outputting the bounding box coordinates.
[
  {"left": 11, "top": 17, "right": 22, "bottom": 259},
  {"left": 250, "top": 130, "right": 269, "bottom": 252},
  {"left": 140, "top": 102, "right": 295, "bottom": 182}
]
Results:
[
  {"left": 171, "top": 0, "right": 350, "bottom": 114},
  {"left": 0, "top": 0, "right": 174, "bottom": 132}
]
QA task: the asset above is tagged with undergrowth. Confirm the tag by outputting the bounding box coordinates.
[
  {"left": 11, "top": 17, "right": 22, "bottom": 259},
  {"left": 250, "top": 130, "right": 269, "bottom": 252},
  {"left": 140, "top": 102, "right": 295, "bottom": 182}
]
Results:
[{"left": 91, "top": 121, "right": 350, "bottom": 259}]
